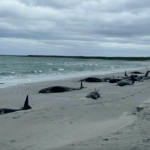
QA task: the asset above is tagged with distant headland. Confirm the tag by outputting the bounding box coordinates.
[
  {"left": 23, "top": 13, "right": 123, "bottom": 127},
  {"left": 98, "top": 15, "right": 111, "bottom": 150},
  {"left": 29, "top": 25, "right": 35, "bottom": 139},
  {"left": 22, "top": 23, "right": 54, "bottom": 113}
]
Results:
[{"left": 1, "top": 54, "right": 150, "bottom": 61}]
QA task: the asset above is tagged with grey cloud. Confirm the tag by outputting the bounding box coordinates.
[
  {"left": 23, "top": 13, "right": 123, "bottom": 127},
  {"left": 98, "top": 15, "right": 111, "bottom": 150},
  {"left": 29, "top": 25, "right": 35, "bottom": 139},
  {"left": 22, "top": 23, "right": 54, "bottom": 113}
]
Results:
[
  {"left": 19, "top": 0, "right": 81, "bottom": 9},
  {"left": 0, "top": 0, "right": 150, "bottom": 56}
]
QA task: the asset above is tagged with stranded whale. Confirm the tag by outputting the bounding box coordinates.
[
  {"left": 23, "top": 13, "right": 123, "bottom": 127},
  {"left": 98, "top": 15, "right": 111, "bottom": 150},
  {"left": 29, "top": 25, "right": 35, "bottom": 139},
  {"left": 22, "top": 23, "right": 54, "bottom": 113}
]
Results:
[
  {"left": 130, "top": 71, "right": 144, "bottom": 74},
  {"left": 39, "top": 81, "right": 85, "bottom": 93},
  {"left": 0, "top": 95, "right": 31, "bottom": 114},
  {"left": 86, "top": 89, "right": 100, "bottom": 100},
  {"left": 81, "top": 77, "right": 103, "bottom": 82},
  {"left": 117, "top": 76, "right": 135, "bottom": 86}
]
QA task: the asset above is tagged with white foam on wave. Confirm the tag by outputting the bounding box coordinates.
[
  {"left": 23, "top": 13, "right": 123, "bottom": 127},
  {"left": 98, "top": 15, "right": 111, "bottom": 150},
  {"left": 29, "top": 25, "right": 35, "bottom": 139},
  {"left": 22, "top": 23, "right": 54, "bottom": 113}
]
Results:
[
  {"left": 51, "top": 73, "right": 56, "bottom": 76},
  {"left": 58, "top": 69, "right": 64, "bottom": 71},
  {"left": 8, "top": 76, "right": 14, "bottom": 79},
  {"left": 0, "top": 66, "right": 144, "bottom": 89}
]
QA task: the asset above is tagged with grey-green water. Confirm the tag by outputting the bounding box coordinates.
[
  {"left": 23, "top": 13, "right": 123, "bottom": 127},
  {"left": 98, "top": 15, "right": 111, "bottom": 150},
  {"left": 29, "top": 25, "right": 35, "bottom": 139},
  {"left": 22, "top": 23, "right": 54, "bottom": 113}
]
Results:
[{"left": 0, "top": 56, "right": 149, "bottom": 88}]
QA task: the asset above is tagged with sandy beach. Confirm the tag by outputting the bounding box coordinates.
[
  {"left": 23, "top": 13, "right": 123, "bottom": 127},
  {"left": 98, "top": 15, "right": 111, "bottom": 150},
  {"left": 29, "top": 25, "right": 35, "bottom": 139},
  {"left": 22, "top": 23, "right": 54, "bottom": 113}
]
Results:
[{"left": 0, "top": 69, "right": 150, "bottom": 150}]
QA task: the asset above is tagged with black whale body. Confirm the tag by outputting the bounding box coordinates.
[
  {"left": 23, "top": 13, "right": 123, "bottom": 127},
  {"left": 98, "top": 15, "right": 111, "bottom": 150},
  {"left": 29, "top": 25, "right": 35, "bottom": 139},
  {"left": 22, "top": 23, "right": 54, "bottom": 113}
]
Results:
[
  {"left": 0, "top": 95, "right": 31, "bottom": 114},
  {"left": 39, "top": 81, "right": 85, "bottom": 93},
  {"left": 116, "top": 76, "right": 135, "bottom": 86},
  {"left": 109, "top": 78, "right": 122, "bottom": 83},
  {"left": 86, "top": 89, "right": 100, "bottom": 100},
  {"left": 81, "top": 77, "right": 103, "bottom": 82},
  {"left": 130, "top": 71, "right": 144, "bottom": 74}
]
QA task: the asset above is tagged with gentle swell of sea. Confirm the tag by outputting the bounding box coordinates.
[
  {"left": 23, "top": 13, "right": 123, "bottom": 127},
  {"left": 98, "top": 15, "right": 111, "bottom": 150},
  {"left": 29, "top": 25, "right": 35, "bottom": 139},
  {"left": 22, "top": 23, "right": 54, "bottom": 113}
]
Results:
[{"left": 0, "top": 56, "right": 149, "bottom": 88}]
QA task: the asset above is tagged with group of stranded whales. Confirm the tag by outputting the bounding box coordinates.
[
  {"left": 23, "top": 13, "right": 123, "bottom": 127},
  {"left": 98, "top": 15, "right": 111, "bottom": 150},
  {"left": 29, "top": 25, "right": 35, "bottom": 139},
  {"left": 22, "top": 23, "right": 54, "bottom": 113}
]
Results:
[
  {"left": 38, "top": 70, "right": 150, "bottom": 99},
  {"left": 1, "top": 70, "right": 150, "bottom": 114},
  {"left": 0, "top": 95, "right": 31, "bottom": 114},
  {"left": 38, "top": 70, "right": 150, "bottom": 96}
]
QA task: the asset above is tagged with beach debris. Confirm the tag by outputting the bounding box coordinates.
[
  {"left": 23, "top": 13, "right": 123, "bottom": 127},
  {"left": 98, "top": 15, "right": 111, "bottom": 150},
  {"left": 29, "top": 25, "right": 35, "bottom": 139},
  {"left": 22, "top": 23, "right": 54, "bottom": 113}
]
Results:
[
  {"left": 0, "top": 95, "right": 31, "bottom": 114},
  {"left": 39, "top": 80, "right": 85, "bottom": 93},
  {"left": 86, "top": 89, "right": 100, "bottom": 100}
]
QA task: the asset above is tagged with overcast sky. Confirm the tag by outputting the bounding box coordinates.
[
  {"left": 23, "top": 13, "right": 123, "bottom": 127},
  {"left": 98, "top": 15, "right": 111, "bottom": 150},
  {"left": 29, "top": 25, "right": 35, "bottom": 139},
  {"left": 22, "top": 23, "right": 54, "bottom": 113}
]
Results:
[{"left": 0, "top": 0, "right": 150, "bottom": 56}]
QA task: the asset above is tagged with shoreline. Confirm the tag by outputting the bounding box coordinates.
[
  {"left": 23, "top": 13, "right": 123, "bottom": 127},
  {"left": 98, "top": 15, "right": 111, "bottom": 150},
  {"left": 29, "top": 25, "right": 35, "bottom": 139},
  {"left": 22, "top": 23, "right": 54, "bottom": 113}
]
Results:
[
  {"left": 1, "top": 65, "right": 149, "bottom": 89},
  {"left": 0, "top": 68, "right": 150, "bottom": 149}
]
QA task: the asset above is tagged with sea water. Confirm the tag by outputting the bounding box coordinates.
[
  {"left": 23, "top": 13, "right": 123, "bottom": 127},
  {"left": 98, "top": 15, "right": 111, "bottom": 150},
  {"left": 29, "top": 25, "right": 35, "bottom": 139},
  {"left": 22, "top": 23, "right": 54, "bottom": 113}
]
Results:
[{"left": 0, "top": 56, "right": 149, "bottom": 88}]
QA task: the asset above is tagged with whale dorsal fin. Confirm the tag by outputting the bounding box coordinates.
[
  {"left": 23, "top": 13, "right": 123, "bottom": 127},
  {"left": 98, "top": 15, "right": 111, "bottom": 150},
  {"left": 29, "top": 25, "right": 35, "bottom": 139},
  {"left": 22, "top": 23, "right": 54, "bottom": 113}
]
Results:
[
  {"left": 23, "top": 95, "right": 31, "bottom": 110},
  {"left": 80, "top": 80, "right": 83, "bottom": 89},
  {"left": 144, "top": 70, "right": 148, "bottom": 77},
  {"left": 24, "top": 95, "right": 28, "bottom": 107},
  {"left": 125, "top": 71, "right": 128, "bottom": 77}
]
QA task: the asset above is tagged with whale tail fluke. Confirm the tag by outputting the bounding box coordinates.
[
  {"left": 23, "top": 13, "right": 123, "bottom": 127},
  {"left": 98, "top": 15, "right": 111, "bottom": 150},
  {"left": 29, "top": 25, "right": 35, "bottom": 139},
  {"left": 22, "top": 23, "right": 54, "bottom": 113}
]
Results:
[{"left": 23, "top": 95, "right": 32, "bottom": 110}]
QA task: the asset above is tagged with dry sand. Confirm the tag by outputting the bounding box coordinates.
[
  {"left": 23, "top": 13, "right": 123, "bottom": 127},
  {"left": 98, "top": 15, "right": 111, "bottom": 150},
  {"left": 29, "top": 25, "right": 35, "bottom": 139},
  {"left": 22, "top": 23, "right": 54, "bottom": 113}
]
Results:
[{"left": 0, "top": 69, "right": 150, "bottom": 150}]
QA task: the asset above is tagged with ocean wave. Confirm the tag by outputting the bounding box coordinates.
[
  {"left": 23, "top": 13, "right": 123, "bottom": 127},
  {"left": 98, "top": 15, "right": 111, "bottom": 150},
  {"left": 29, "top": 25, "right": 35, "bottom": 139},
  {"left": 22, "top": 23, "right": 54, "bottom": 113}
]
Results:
[
  {"left": 25, "top": 70, "right": 43, "bottom": 74},
  {"left": 0, "top": 72, "right": 15, "bottom": 75},
  {"left": 47, "top": 63, "right": 53, "bottom": 65},
  {"left": 51, "top": 73, "right": 56, "bottom": 76}
]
